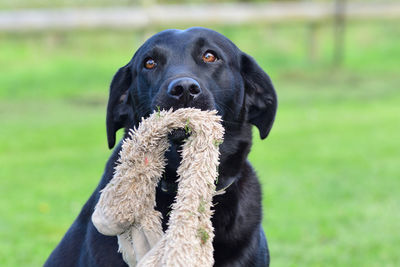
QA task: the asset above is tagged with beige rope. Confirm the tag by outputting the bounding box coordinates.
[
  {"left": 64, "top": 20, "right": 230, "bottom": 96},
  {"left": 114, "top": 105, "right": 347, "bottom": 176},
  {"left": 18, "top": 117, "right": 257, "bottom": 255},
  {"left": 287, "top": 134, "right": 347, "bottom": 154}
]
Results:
[{"left": 92, "top": 108, "right": 224, "bottom": 267}]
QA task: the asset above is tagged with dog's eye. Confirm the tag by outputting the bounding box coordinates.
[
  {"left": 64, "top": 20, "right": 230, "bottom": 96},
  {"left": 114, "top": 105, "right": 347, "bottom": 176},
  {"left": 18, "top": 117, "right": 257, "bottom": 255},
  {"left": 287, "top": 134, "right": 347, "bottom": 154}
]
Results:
[
  {"left": 202, "top": 51, "right": 217, "bottom": 63},
  {"left": 144, "top": 58, "right": 157, "bottom": 69}
]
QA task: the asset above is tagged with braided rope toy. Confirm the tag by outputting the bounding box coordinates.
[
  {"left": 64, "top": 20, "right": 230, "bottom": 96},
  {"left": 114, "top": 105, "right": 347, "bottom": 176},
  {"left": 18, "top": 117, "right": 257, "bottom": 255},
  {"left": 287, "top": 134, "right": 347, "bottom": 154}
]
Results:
[{"left": 92, "top": 108, "right": 224, "bottom": 267}]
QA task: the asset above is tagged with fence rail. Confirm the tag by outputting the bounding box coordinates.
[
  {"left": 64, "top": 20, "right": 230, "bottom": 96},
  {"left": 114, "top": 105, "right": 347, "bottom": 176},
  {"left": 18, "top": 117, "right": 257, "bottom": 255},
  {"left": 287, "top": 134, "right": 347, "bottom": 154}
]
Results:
[{"left": 1, "top": 2, "right": 400, "bottom": 31}]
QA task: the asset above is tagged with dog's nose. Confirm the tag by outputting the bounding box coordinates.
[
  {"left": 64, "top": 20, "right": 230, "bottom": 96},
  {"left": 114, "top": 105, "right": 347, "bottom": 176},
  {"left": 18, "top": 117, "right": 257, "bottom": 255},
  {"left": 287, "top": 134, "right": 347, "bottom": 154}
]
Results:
[{"left": 167, "top": 78, "right": 202, "bottom": 101}]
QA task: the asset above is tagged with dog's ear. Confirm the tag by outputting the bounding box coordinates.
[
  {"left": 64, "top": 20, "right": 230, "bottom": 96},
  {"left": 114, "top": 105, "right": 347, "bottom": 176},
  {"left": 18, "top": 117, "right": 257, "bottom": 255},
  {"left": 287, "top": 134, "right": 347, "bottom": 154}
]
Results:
[
  {"left": 106, "top": 64, "right": 133, "bottom": 149},
  {"left": 241, "top": 53, "right": 277, "bottom": 139}
]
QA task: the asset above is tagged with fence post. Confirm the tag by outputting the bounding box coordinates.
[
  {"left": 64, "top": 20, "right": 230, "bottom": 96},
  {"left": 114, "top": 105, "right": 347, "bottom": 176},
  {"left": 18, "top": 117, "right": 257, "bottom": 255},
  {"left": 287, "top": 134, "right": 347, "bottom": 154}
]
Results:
[
  {"left": 333, "top": 0, "right": 347, "bottom": 66},
  {"left": 307, "top": 22, "right": 318, "bottom": 63},
  {"left": 304, "top": 0, "right": 319, "bottom": 64}
]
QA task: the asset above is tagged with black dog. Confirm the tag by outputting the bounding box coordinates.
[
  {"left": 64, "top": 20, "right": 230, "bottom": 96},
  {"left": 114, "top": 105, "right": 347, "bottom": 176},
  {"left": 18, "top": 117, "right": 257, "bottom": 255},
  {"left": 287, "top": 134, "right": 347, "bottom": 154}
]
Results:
[{"left": 45, "top": 27, "right": 277, "bottom": 267}]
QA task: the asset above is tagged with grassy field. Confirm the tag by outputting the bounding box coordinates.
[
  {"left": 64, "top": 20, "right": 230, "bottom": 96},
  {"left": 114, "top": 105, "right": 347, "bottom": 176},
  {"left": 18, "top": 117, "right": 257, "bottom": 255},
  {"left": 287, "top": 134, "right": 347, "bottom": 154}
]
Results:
[{"left": 1, "top": 21, "right": 399, "bottom": 266}]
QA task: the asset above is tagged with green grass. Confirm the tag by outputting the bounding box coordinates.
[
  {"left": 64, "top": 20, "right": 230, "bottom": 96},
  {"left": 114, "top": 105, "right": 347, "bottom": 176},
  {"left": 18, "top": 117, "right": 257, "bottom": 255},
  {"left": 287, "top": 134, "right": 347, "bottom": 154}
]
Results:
[{"left": 1, "top": 21, "right": 399, "bottom": 266}]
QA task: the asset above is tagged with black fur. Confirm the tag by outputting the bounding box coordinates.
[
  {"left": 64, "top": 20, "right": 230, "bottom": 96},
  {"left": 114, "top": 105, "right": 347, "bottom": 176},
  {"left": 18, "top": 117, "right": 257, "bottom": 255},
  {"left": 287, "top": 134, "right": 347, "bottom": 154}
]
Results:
[{"left": 45, "top": 27, "right": 277, "bottom": 267}]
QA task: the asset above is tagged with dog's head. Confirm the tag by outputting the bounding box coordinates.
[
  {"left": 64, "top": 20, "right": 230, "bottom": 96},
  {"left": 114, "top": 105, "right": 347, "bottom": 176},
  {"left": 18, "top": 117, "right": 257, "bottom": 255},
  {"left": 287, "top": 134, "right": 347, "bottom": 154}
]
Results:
[{"left": 106, "top": 27, "right": 277, "bottom": 149}]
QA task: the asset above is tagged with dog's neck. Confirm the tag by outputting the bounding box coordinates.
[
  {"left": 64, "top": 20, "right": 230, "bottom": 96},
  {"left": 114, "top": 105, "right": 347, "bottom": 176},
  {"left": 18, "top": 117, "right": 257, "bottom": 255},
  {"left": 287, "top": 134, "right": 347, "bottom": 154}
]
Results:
[
  {"left": 158, "top": 172, "right": 237, "bottom": 196},
  {"left": 162, "top": 121, "right": 253, "bottom": 191}
]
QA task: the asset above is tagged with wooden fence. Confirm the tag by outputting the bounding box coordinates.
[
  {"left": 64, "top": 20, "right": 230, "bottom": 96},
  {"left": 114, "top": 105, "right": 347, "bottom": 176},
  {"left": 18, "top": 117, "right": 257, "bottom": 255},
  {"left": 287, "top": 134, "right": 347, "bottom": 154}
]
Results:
[{"left": 0, "top": 2, "right": 399, "bottom": 31}]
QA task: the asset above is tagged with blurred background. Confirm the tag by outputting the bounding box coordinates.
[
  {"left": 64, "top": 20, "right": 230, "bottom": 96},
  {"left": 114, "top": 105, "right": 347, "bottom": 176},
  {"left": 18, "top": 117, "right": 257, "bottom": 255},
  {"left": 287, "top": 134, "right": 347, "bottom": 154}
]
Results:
[{"left": 0, "top": 0, "right": 399, "bottom": 266}]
